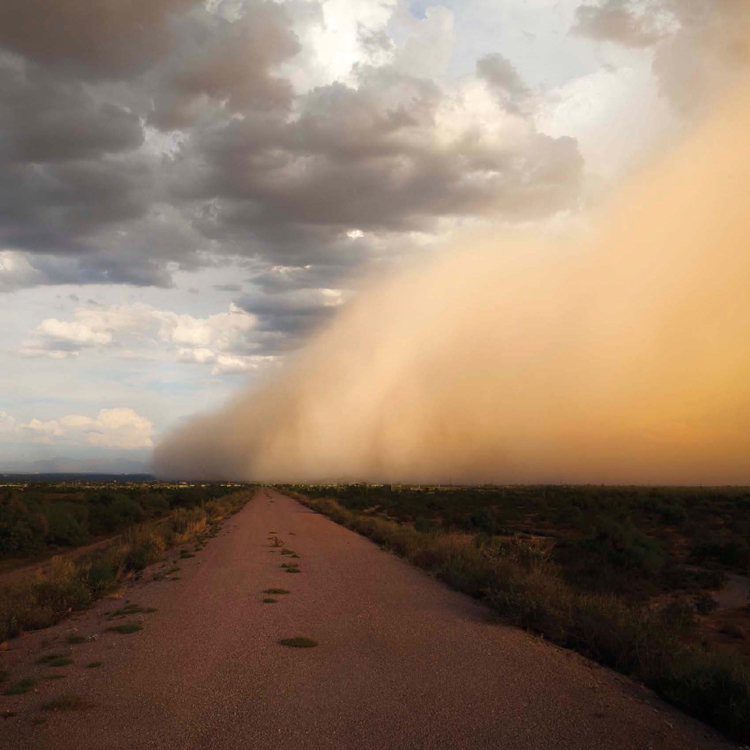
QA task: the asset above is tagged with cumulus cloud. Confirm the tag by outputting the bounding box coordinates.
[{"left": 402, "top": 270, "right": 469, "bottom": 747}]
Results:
[
  {"left": 148, "top": 5, "right": 300, "bottom": 130},
  {"left": 0, "top": 0, "right": 585, "bottom": 305},
  {"left": 175, "top": 63, "right": 582, "bottom": 264},
  {"left": 572, "top": 0, "right": 666, "bottom": 48},
  {"left": 5, "top": 408, "right": 153, "bottom": 449},
  {"left": 19, "top": 300, "right": 282, "bottom": 370},
  {"left": 0, "top": 411, "right": 18, "bottom": 434},
  {"left": 476, "top": 54, "right": 531, "bottom": 114},
  {"left": 572, "top": 0, "right": 750, "bottom": 113},
  {"left": 0, "top": 0, "right": 201, "bottom": 80}
]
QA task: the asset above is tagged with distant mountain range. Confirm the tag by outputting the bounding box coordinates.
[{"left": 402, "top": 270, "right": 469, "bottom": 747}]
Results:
[{"left": 0, "top": 456, "right": 151, "bottom": 476}]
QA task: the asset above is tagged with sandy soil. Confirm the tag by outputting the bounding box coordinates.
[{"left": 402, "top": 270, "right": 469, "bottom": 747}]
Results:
[{"left": 0, "top": 488, "right": 738, "bottom": 749}]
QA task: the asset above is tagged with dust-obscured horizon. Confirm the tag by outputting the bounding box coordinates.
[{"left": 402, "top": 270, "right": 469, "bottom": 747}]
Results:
[{"left": 153, "top": 82, "right": 750, "bottom": 485}]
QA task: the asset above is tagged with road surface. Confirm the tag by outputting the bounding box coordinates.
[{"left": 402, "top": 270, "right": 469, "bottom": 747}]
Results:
[{"left": 0, "top": 488, "right": 735, "bottom": 749}]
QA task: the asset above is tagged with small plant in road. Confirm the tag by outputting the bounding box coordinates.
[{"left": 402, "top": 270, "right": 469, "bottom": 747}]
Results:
[
  {"left": 278, "top": 637, "right": 317, "bottom": 648},
  {"left": 106, "top": 623, "right": 142, "bottom": 634}
]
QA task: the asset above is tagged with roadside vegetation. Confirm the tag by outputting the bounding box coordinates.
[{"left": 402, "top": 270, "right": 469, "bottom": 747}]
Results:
[
  {"left": 0, "top": 490, "right": 251, "bottom": 643},
  {"left": 0, "top": 482, "right": 247, "bottom": 559},
  {"left": 292, "top": 486, "right": 750, "bottom": 743}
]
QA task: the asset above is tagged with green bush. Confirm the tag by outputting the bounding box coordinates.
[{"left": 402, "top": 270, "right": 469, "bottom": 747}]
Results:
[
  {"left": 90, "top": 495, "right": 144, "bottom": 535},
  {"left": 43, "top": 502, "right": 89, "bottom": 546},
  {"left": 0, "top": 499, "right": 48, "bottom": 556}
]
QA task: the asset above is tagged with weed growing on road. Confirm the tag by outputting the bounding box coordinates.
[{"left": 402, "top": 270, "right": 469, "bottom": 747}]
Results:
[
  {"left": 263, "top": 589, "right": 290, "bottom": 595},
  {"left": 66, "top": 635, "right": 86, "bottom": 644},
  {"left": 278, "top": 637, "right": 317, "bottom": 648},
  {"left": 86, "top": 661, "right": 102, "bottom": 669},
  {"left": 106, "top": 623, "right": 142, "bottom": 634},
  {"left": 285, "top": 569, "right": 301, "bottom": 574},
  {"left": 108, "top": 603, "right": 149, "bottom": 618},
  {"left": 280, "top": 549, "right": 296, "bottom": 556},
  {"left": 154, "top": 565, "right": 180, "bottom": 581},
  {"left": 263, "top": 598, "right": 278, "bottom": 604},
  {"left": 42, "top": 694, "right": 84, "bottom": 711},
  {"left": 47, "top": 657, "right": 73, "bottom": 667},
  {"left": 36, "top": 653, "right": 65, "bottom": 664},
  {"left": 4, "top": 679, "right": 35, "bottom": 695},
  {"left": 271, "top": 536, "right": 285, "bottom": 548},
  {"left": 280, "top": 563, "right": 298, "bottom": 569}
]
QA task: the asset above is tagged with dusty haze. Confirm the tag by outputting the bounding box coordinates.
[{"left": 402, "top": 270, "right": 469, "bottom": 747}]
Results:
[{"left": 154, "top": 83, "right": 750, "bottom": 484}]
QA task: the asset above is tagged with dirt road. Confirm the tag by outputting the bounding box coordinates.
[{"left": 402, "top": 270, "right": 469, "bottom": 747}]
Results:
[{"left": 1, "top": 489, "right": 736, "bottom": 749}]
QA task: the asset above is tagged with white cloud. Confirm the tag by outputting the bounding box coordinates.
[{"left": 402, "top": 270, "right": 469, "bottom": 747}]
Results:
[
  {"left": 34, "top": 318, "right": 113, "bottom": 346},
  {"left": 19, "top": 417, "right": 66, "bottom": 443},
  {"left": 0, "top": 411, "right": 18, "bottom": 434},
  {"left": 20, "top": 301, "right": 258, "bottom": 370},
  {"left": 6, "top": 407, "right": 153, "bottom": 450},
  {"left": 176, "top": 347, "right": 274, "bottom": 375},
  {"left": 0, "top": 250, "right": 44, "bottom": 292},
  {"left": 85, "top": 408, "right": 153, "bottom": 450}
]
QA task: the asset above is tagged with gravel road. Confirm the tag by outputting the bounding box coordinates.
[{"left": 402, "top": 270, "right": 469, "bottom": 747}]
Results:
[{"left": 0, "top": 488, "right": 737, "bottom": 749}]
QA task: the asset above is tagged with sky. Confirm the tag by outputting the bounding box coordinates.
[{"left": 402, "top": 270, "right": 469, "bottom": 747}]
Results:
[{"left": 0, "top": 0, "right": 747, "bottom": 473}]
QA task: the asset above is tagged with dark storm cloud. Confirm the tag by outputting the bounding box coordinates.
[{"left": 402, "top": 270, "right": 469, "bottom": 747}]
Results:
[
  {"left": 148, "top": 6, "right": 300, "bottom": 130},
  {"left": 0, "top": 0, "right": 201, "bottom": 81},
  {"left": 12, "top": 253, "right": 174, "bottom": 289},
  {"left": 172, "top": 65, "right": 582, "bottom": 264},
  {"left": 234, "top": 287, "right": 343, "bottom": 350},
  {"left": 0, "top": 157, "right": 153, "bottom": 254},
  {"left": 250, "top": 264, "right": 353, "bottom": 294},
  {"left": 0, "top": 0, "right": 584, "bottom": 338},
  {"left": 0, "top": 64, "right": 144, "bottom": 163}
]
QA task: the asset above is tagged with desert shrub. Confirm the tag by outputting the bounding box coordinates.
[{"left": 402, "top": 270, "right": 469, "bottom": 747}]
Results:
[
  {"left": 464, "top": 507, "right": 499, "bottom": 534},
  {"left": 577, "top": 518, "right": 665, "bottom": 575},
  {"left": 692, "top": 537, "right": 750, "bottom": 569},
  {"left": 0, "top": 499, "right": 48, "bottom": 556},
  {"left": 120, "top": 526, "right": 165, "bottom": 571},
  {"left": 89, "top": 495, "right": 144, "bottom": 535},
  {"left": 414, "top": 516, "right": 439, "bottom": 534},
  {"left": 83, "top": 558, "right": 120, "bottom": 593},
  {"left": 141, "top": 491, "right": 169, "bottom": 517},
  {"left": 168, "top": 507, "right": 207, "bottom": 544},
  {"left": 43, "top": 502, "right": 89, "bottom": 546},
  {"left": 652, "top": 652, "right": 750, "bottom": 741},
  {"left": 694, "top": 591, "right": 719, "bottom": 615}
]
